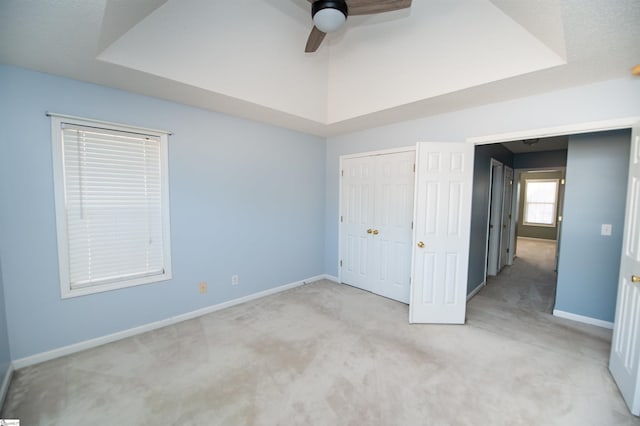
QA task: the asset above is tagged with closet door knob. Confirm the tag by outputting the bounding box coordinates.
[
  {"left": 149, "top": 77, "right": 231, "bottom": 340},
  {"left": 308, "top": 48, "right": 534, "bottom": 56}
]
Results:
[
  {"left": 373, "top": 230, "right": 379, "bottom": 235},
  {"left": 367, "top": 229, "right": 373, "bottom": 234},
  {"left": 417, "top": 241, "right": 425, "bottom": 248}
]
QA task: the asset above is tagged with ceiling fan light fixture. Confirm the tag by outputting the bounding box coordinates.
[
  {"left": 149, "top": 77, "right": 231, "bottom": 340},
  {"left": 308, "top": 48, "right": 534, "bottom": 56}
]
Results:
[{"left": 312, "top": 1, "right": 348, "bottom": 33}]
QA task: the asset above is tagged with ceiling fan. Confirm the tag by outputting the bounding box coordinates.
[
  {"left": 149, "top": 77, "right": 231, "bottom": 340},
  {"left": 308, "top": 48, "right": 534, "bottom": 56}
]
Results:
[{"left": 305, "top": 0, "right": 412, "bottom": 53}]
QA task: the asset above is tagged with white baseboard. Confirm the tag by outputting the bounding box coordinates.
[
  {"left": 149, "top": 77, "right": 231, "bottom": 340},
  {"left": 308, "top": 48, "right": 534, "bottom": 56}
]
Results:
[
  {"left": 321, "top": 274, "right": 339, "bottom": 283},
  {"left": 13, "top": 275, "right": 326, "bottom": 369},
  {"left": 467, "top": 281, "right": 486, "bottom": 301},
  {"left": 553, "top": 309, "right": 614, "bottom": 329},
  {"left": 0, "top": 363, "right": 13, "bottom": 407},
  {"left": 517, "top": 236, "right": 557, "bottom": 243}
]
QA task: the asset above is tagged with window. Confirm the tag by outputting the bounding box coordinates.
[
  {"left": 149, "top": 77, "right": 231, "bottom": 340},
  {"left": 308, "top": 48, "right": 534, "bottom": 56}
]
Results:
[
  {"left": 50, "top": 114, "right": 172, "bottom": 298},
  {"left": 523, "top": 179, "right": 559, "bottom": 227}
]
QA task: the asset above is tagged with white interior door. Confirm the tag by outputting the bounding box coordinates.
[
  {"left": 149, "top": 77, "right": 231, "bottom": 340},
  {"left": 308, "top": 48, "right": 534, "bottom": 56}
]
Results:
[
  {"left": 372, "top": 151, "right": 415, "bottom": 303},
  {"left": 340, "top": 156, "right": 375, "bottom": 290},
  {"left": 499, "top": 166, "right": 514, "bottom": 270},
  {"left": 340, "top": 150, "right": 415, "bottom": 303},
  {"left": 410, "top": 142, "right": 474, "bottom": 324},
  {"left": 610, "top": 123, "right": 640, "bottom": 415}
]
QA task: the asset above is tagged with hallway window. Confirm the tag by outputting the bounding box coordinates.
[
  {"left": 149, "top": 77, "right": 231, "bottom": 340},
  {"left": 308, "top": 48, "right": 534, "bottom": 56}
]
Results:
[{"left": 524, "top": 179, "right": 558, "bottom": 226}]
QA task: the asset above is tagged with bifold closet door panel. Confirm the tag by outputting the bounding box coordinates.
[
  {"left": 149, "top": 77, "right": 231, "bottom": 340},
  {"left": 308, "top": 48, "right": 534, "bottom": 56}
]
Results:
[
  {"left": 341, "top": 156, "right": 376, "bottom": 292},
  {"left": 340, "top": 150, "right": 415, "bottom": 303}
]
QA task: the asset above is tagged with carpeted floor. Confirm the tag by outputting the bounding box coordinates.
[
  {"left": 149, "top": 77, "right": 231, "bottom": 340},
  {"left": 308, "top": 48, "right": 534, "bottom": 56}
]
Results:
[
  {"left": 3, "top": 249, "right": 638, "bottom": 424},
  {"left": 481, "top": 237, "right": 558, "bottom": 313}
]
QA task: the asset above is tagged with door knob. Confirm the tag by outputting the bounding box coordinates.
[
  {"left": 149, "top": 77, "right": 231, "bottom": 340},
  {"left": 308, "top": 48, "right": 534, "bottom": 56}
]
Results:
[
  {"left": 367, "top": 229, "right": 373, "bottom": 234},
  {"left": 417, "top": 241, "right": 424, "bottom": 248},
  {"left": 632, "top": 275, "right": 640, "bottom": 283},
  {"left": 373, "top": 230, "right": 379, "bottom": 235}
]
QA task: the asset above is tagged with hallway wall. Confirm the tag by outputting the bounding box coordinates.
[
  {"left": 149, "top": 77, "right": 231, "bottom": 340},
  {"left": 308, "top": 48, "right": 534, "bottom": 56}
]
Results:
[
  {"left": 468, "top": 145, "right": 513, "bottom": 293},
  {"left": 555, "top": 129, "right": 631, "bottom": 323}
]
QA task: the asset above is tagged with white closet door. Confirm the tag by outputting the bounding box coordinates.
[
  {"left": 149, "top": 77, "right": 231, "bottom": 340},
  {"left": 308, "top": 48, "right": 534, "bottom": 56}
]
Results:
[
  {"left": 410, "top": 142, "right": 474, "bottom": 324},
  {"left": 341, "top": 156, "right": 376, "bottom": 291},
  {"left": 372, "top": 151, "right": 415, "bottom": 303},
  {"left": 339, "top": 150, "right": 415, "bottom": 302}
]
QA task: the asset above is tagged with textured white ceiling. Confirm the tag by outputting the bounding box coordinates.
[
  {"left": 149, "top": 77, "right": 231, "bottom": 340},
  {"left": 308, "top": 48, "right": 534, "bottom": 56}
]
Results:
[{"left": 0, "top": 0, "right": 638, "bottom": 136}]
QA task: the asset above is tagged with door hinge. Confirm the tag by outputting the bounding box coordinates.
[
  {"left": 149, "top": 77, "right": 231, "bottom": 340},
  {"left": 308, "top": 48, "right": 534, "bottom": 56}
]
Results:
[
  {"left": 340, "top": 260, "right": 343, "bottom": 267},
  {"left": 340, "top": 215, "right": 343, "bottom": 222},
  {"left": 507, "top": 248, "right": 510, "bottom": 253},
  {"left": 413, "top": 163, "right": 416, "bottom": 172},
  {"left": 411, "top": 221, "right": 414, "bottom": 229},
  {"left": 341, "top": 170, "right": 344, "bottom": 177}
]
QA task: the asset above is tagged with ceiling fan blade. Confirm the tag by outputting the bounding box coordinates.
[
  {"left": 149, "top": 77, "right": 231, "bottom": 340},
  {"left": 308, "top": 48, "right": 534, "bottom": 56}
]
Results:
[
  {"left": 347, "top": 0, "right": 412, "bottom": 16},
  {"left": 305, "top": 26, "right": 327, "bottom": 52}
]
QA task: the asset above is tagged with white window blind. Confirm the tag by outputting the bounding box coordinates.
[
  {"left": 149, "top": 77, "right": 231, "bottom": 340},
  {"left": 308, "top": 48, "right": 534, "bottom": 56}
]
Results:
[
  {"left": 524, "top": 179, "right": 558, "bottom": 226},
  {"left": 51, "top": 114, "right": 172, "bottom": 298}
]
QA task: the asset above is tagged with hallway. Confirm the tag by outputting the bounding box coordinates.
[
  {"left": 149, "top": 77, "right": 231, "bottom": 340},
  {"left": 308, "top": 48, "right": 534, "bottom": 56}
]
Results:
[
  {"left": 466, "top": 236, "right": 613, "bottom": 369},
  {"left": 479, "top": 238, "right": 558, "bottom": 313}
]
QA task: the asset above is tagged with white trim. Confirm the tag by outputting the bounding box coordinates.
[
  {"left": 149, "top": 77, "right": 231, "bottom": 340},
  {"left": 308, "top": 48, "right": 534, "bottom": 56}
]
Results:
[
  {"left": 553, "top": 309, "right": 614, "bottom": 329},
  {"left": 467, "top": 116, "right": 640, "bottom": 145},
  {"left": 46, "top": 112, "right": 172, "bottom": 136},
  {"left": 485, "top": 159, "right": 504, "bottom": 278},
  {"left": 340, "top": 145, "right": 416, "bottom": 160},
  {"left": 50, "top": 115, "right": 173, "bottom": 299},
  {"left": 467, "top": 281, "right": 486, "bottom": 301},
  {"left": 517, "top": 236, "right": 557, "bottom": 242},
  {"left": 0, "top": 363, "right": 13, "bottom": 407},
  {"left": 322, "top": 274, "right": 339, "bottom": 283},
  {"left": 13, "top": 275, "right": 324, "bottom": 369},
  {"left": 522, "top": 178, "right": 560, "bottom": 227}
]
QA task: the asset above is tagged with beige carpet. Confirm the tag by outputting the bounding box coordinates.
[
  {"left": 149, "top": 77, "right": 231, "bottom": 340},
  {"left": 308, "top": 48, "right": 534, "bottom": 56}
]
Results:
[
  {"left": 481, "top": 238, "right": 558, "bottom": 313},
  {"left": 3, "top": 278, "right": 638, "bottom": 425}
]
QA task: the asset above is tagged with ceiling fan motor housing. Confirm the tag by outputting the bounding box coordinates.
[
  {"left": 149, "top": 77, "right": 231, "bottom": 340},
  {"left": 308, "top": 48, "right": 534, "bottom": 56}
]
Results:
[{"left": 312, "top": 1, "right": 349, "bottom": 33}]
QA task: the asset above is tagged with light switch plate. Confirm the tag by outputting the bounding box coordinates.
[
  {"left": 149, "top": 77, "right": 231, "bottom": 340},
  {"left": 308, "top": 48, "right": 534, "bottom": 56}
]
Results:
[{"left": 601, "top": 224, "right": 612, "bottom": 236}]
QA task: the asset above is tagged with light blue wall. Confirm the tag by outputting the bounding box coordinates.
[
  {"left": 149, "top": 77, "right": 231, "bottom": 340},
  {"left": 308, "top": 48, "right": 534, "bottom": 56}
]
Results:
[
  {"left": 555, "top": 130, "right": 631, "bottom": 322},
  {"left": 0, "top": 65, "right": 326, "bottom": 359},
  {"left": 0, "top": 259, "right": 11, "bottom": 385},
  {"left": 325, "top": 77, "right": 640, "bottom": 277},
  {"left": 467, "top": 144, "right": 513, "bottom": 293}
]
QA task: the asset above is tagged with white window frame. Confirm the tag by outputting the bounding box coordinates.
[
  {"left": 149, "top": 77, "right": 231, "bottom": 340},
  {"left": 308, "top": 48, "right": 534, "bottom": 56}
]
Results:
[
  {"left": 523, "top": 178, "right": 559, "bottom": 227},
  {"left": 50, "top": 113, "right": 172, "bottom": 298}
]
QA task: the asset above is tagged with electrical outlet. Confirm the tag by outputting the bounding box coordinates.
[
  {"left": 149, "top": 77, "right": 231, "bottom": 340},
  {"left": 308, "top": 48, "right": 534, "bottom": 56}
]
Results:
[
  {"left": 231, "top": 275, "right": 239, "bottom": 286},
  {"left": 199, "top": 281, "right": 207, "bottom": 293}
]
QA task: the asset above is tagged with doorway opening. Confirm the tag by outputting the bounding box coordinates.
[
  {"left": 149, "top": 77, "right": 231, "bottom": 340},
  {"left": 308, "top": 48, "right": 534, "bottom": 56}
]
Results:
[{"left": 478, "top": 136, "right": 568, "bottom": 315}]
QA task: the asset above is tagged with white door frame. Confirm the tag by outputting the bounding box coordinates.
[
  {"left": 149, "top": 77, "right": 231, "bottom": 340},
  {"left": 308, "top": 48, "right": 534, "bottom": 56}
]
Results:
[
  {"left": 499, "top": 165, "right": 514, "bottom": 269},
  {"left": 485, "top": 159, "right": 504, "bottom": 278},
  {"left": 337, "top": 146, "right": 416, "bottom": 285}
]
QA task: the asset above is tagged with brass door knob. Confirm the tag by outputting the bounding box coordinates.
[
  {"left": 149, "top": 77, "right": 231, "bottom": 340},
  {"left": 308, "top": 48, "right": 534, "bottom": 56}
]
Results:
[
  {"left": 417, "top": 241, "right": 425, "bottom": 248},
  {"left": 373, "top": 230, "right": 379, "bottom": 235},
  {"left": 632, "top": 275, "right": 640, "bottom": 283},
  {"left": 367, "top": 229, "right": 373, "bottom": 234}
]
